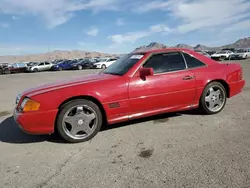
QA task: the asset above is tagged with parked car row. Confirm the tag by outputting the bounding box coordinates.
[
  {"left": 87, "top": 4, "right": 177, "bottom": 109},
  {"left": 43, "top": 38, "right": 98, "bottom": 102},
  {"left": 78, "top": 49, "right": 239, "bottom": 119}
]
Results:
[
  {"left": 0, "top": 57, "right": 119, "bottom": 75},
  {"left": 196, "top": 48, "right": 250, "bottom": 61}
]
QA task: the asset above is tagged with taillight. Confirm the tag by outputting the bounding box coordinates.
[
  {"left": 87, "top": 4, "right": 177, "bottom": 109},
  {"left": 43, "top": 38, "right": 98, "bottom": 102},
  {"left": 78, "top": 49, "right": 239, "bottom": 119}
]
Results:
[{"left": 238, "top": 68, "right": 243, "bottom": 80}]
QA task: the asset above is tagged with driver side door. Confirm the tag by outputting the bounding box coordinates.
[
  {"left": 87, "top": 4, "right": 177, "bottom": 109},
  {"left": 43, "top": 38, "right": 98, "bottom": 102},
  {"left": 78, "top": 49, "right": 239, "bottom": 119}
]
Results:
[
  {"left": 38, "top": 63, "right": 45, "bottom": 71},
  {"left": 128, "top": 51, "right": 196, "bottom": 117}
]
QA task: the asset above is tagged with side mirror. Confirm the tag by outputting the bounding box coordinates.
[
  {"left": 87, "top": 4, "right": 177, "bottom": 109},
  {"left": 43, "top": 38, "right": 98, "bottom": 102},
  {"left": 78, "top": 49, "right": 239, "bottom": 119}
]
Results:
[{"left": 139, "top": 67, "right": 154, "bottom": 79}]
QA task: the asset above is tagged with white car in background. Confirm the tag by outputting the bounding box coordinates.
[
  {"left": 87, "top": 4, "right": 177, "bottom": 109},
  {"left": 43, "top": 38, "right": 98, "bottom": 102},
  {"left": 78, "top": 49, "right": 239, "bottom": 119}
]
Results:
[
  {"left": 93, "top": 58, "right": 118, "bottom": 69},
  {"left": 211, "top": 50, "right": 234, "bottom": 60},
  {"left": 197, "top": 51, "right": 211, "bottom": 58},
  {"left": 27, "top": 62, "right": 54, "bottom": 72},
  {"left": 230, "top": 48, "right": 250, "bottom": 60}
]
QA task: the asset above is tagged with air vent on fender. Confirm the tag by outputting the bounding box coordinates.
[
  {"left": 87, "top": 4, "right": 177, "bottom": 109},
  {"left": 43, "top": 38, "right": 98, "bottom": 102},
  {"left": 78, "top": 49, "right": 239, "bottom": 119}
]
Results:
[{"left": 108, "top": 102, "right": 120, "bottom": 109}]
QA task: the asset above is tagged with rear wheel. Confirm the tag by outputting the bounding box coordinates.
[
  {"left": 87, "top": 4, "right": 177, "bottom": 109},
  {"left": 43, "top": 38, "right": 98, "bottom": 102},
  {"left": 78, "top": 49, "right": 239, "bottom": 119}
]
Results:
[
  {"left": 33, "top": 68, "right": 39, "bottom": 72},
  {"left": 199, "top": 82, "right": 227, "bottom": 115},
  {"left": 56, "top": 99, "right": 103, "bottom": 143}
]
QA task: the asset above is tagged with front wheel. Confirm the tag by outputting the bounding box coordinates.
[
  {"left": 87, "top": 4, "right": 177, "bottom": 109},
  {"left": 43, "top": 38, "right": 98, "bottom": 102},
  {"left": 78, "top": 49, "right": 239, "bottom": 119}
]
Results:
[
  {"left": 56, "top": 99, "right": 103, "bottom": 143},
  {"left": 4, "top": 69, "right": 11, "bottom": 74},
  {"left": 101, "top": 64, "right": 106, "bottom": 69},
  {"left": 77, "top": 65, "right": 83, "bottom": 70},
  {"left": 199, "top": 82, "right": 227, "bottom": 115}
]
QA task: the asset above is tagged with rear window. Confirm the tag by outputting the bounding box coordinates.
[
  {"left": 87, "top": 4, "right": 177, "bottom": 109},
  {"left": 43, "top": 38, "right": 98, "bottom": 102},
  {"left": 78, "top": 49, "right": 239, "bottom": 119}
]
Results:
[{"left": 183, "top": 53, "right": 206, "bottom": 69}]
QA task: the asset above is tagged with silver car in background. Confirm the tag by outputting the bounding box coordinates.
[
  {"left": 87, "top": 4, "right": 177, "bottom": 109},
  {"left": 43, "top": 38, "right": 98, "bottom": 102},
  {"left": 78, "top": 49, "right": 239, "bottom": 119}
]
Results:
[{"left": 27, "top": 62, "right": 54, "bottom": 72}]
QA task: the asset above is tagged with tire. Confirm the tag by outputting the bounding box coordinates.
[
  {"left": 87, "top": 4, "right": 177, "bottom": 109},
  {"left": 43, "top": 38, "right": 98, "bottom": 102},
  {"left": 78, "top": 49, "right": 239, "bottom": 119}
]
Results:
[
  {"left": 33, "top": 68, "right": 39, "bottom": 72},
  {"left": 4, "top": 69, "right": 11, "bottom": 74},
  {"left": 101, "top": 64, "right": 106, "bottom": 69},
  {"left": 199, "top": 81, "right": 227, "bottom": 115},
  {"left": 77, "top": 65, "right": 83, "bottom": 70},
  {"left": 58, "top": 67, "right": 63, "bottom": 71},
  {"left": 56, "top": 99, "right": 103, "bottom": 143}
]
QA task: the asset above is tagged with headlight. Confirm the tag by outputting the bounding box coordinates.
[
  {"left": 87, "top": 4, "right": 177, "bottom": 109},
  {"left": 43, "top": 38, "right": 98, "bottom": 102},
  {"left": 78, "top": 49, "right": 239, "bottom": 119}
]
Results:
[
  {"left": 20, "top": 97, "right": 40, "bottom": 112},
  {"left": 16, "top": 94, "right": 22, "bottom": 105}
]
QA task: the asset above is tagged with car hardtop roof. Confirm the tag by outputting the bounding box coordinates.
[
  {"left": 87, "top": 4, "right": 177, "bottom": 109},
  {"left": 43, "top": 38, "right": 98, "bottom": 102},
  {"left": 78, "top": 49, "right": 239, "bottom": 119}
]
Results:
[{"left": 132, "top": 48, "right": 195, "bottom": 55}]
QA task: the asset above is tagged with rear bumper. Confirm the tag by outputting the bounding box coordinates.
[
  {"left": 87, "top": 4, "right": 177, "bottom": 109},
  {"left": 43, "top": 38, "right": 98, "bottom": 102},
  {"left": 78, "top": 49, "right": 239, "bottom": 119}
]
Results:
[
  {"left": 13, "top": 109, "right": 58, "bottom": 135},
  {"left": 229, "top": 80, "right": 245, "bottom": 98}
]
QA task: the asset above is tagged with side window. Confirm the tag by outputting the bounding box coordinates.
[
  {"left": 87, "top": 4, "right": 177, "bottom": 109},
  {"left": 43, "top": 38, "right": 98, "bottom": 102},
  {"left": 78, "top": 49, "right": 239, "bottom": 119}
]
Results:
[
  {"left": 45, "top": 62, "right": 50, "bottom": 65},
  {"left": 183, "top": 53, "right": 205, "bottom": 69},
  {"left": 143, "top": 52, "right": 186, "bottom": 74},
  {"left": 39, "top": 63, "right": 44, "bottom": 66}
]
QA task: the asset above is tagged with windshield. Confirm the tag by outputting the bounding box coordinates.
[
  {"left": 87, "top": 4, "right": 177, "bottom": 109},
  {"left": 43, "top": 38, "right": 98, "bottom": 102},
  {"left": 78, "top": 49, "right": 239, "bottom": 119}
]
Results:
[
  {"left": 100, "top": 58, "right": 109, "bottom": 62},
  {"left": 102, "top": 53, "right": 145, "bottom": 76},
  {"left": 216, "top": 51, "right": 227, "bottom": 54},
  {"left": 235, "top": 49, "right": 247, "bottom": 53}
]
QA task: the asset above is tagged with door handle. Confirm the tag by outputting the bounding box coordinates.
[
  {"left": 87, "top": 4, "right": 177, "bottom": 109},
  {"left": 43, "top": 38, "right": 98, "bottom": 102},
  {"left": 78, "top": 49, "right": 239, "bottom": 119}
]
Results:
[{"left": 183, "top": 75, "right": 195, "bottom": 80}]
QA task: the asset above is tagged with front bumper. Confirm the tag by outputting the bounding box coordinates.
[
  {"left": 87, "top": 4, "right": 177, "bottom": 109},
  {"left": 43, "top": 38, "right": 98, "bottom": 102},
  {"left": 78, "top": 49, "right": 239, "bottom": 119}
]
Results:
[
  {"left": 93, "top": 64, "right": 102, "bottom": 69},
  {"left": 13, "top": 109, "right": 58, "bottom": 135},
  {"left": 51, "top": 67, "right": 59, "bottom": 71}
]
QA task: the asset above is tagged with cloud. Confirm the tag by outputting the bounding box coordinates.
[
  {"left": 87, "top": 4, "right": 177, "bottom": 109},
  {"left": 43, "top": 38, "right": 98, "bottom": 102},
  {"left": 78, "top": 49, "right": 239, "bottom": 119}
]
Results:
[
  {"left": 86, "top": 28, "right": 99, "bottom": 36},
  {"left": 138, "top": 0, "right": 250, "bottom": 34},
  {"left": 109, "top": 31, "right": 150, "bottom": 44},
  {"left": 223, "top": 19, "right": 250, "bottom": 32},
  {"left": 108, "top": 23, "right": 171, "bottom": 44},
  {"left": 12, "top": 16, "right": 20, "bottom": 20},
  {"left": 0, "top": 0, "right": 120, "bottom": 28},
  {"left": 116, "top": 18, "right": 125, "bottom": 26},
  {"left": 0, "top": 23, "right": 10, "bottom": 28},
  {"left": 135, "top": 0, "right": 176, "bottom": 13},
  {"left": 150, "top": 24, "right": 171, "bottom": 33}
]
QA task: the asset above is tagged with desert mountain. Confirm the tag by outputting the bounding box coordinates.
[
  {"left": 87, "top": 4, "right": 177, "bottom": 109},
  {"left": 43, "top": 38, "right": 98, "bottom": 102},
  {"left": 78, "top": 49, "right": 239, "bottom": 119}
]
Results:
[
  {"left": 0, "top": 50, "right": 116, "bottom": 63},
  {"left": 133, "top": 42, "right": 168, "bottom": 52},
  {"left": 221, "top": 37, "right": 250, "bottom": 49},
  {"left": 1, "top": 37, "right": 250, "bottom": 63},
  {"left": 133, "top": 37, "right": 250, "bottom": 52},
  {"left": 174, "top": 44, "right": 193, "bottom": 49}
]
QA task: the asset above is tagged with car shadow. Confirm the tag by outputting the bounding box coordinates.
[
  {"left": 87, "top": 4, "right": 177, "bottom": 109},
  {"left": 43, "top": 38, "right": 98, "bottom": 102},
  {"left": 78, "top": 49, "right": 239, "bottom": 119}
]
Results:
[
  {"left": 100, "top": 109, "right": 203, "bottom": 131},
  {"left": 0, "top": 116, "right": 65, "bottom": 144},
  {"left": 0, "top": 109, "right": 203, "bottom": 144}
]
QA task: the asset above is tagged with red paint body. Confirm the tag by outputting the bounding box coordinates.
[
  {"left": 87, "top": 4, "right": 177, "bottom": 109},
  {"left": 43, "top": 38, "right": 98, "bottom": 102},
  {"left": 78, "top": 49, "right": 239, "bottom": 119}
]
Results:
[{"left": 13, "top": 49, "right": 245, "bottom": 134}]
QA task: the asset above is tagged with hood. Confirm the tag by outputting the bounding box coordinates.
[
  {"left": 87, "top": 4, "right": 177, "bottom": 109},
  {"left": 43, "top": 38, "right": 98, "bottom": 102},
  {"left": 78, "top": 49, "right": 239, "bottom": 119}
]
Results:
[{"left": 22, "top": 73, "right": 115, "bottom": 97}]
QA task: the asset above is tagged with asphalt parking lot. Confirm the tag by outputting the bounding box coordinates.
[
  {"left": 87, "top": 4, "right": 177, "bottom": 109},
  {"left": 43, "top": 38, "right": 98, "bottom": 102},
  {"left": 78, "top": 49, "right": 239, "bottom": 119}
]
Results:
[{"left": 0, "top": 60, "right": 250, "bottom": 188}]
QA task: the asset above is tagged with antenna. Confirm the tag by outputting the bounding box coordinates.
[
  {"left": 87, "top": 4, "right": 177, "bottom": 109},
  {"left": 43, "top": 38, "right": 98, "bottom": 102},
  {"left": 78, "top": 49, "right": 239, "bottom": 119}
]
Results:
[{"left": 48, "top": 44, "right": 51, "bottom": 63}]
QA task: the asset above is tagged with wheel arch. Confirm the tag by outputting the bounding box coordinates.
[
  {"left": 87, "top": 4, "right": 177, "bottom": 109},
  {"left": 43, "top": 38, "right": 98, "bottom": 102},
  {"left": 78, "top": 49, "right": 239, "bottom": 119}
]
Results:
[
  {"left": 57, "top": 95, "right": 107, "bottom": 125},
  {"left": 206, "top": 79, "right": 230, "bottom": 98}
]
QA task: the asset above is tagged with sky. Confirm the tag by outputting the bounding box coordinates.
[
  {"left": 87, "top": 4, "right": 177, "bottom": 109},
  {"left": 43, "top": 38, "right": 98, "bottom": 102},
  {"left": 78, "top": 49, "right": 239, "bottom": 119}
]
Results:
[{"left": 0, "top": 0, "right": 250, "bottom": 55}]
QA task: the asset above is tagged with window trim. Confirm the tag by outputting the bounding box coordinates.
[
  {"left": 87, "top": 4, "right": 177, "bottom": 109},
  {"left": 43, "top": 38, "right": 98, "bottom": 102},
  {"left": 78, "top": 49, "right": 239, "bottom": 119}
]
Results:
[
  {"left": 132, "top": 50, "right": 209, "bottom": 77},
  {"left": 181, "top": 52, "right": 208, "bottom": 70},
  {"left": 140, "top": 51, "right": 188, "bottom": 76}
]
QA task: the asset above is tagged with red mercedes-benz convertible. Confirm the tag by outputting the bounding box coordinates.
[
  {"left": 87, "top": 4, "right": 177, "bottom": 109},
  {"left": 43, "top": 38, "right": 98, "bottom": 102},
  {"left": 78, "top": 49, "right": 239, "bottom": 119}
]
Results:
[{"left": 14, "top": 49, "right": 245, "bottom": 143}]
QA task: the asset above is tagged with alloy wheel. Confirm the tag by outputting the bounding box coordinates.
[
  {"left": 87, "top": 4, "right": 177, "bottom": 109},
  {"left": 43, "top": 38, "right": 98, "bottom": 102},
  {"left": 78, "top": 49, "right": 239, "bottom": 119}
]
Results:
[
  {"left": 62, "top": 105, "right": 98, "bottom": 140},
  {"left": 205, "top": 85, "right": 226, "bottom": 113}
]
